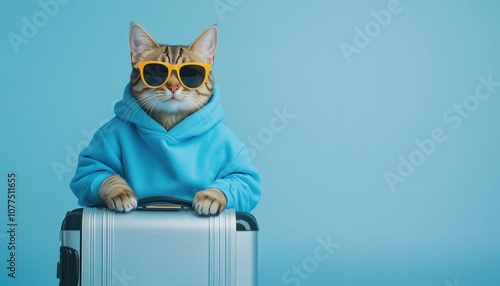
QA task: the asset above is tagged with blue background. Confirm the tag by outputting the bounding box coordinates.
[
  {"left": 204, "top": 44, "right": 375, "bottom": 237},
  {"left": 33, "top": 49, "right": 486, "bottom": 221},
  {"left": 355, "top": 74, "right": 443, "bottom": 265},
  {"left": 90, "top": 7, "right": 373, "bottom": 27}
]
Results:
[{"left": 1, "top": 0, "right": 499, "bottom": 285}]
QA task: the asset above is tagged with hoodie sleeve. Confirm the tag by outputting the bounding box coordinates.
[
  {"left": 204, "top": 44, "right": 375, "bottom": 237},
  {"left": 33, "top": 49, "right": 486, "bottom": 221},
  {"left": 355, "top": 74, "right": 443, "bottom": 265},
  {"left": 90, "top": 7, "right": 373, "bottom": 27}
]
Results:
[
  {"left": 207, "top": 146, "right": 261, "bottom": 213},
  {"left": 70, "top": 122, "right": 123, "bottom": 207}
]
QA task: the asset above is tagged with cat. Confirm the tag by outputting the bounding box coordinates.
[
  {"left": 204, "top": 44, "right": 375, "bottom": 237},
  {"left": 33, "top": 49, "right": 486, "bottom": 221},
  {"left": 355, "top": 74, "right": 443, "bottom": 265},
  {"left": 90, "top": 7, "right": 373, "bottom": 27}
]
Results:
[
  {"left": 69, "top": 23, "right": 261, "bottom": 215},
  {"left": 102, "top": 23, "right": 223, "bottom": 215}
]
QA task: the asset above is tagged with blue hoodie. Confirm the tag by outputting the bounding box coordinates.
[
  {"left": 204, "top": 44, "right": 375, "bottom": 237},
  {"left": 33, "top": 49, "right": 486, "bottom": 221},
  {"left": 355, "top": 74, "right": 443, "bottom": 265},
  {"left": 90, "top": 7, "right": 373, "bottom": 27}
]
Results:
[{"left": 70, "top": 84, "right": 261, "bottom": 212}]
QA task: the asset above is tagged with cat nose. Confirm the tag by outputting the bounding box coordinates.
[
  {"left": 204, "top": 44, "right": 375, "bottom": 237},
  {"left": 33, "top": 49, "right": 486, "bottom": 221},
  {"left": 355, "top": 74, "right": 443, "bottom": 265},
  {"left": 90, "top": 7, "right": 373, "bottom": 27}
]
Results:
[{"left": 167, "top": 84, "right": 179, "bottom": 93}]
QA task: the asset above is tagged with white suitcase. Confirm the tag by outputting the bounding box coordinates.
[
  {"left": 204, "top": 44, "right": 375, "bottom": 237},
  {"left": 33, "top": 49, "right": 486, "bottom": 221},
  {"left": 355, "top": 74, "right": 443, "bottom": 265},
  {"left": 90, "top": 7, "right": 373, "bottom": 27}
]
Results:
[{"left": 57, "top": 197, "right": 258, "bottom": 286}]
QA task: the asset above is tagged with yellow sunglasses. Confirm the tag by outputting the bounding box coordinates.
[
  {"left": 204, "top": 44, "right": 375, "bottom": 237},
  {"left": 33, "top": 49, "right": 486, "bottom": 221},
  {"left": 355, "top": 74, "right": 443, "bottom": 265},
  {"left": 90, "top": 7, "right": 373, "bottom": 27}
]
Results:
[{"left": 135, "top": 61, "right": 212, "bottom": 90}]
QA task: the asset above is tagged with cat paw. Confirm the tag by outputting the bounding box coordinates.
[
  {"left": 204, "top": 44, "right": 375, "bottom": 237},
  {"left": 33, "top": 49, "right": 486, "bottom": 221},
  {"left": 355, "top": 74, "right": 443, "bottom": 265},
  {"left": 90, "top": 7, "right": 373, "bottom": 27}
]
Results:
[
  {"left": 104, "top": 189, "right": 137, "bottom": 212},
  {"left": 99, "top": 175, "right": 138, "bottom": 212},
  {"left": 193, "top": 188, "right": 227, "bottom": 216}
]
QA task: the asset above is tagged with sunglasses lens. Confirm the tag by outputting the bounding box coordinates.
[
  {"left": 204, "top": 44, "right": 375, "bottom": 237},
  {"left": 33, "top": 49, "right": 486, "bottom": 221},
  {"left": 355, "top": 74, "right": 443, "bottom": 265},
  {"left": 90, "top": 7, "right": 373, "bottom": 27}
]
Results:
[
  {"left": 180, "top": 65, "right": 206, "bottom": 89},
  {"left": 143, "top": 63, "right": 168, "bottom": 87}
]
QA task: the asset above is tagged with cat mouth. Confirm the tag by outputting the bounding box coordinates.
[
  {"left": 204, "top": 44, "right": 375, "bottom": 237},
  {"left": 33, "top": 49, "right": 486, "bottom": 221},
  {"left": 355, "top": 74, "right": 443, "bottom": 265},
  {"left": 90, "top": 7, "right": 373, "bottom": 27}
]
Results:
[
  {"left": 164, "top": 96, "right": 180, "bottom": 102},
  {"left": 166, "top": 98, "right": 180, "bottom": 104},
  {"left": 157, "top": 94, "right": 181, "bottom": 102}
]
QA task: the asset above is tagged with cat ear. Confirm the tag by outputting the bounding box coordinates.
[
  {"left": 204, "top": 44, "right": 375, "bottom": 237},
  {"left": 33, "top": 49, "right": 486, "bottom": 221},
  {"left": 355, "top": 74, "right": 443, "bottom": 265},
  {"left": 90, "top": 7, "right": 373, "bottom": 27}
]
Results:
[
  {"left": 129, "top": 23, "right": 159, "bottom": 64},
  {"left": 189, "top": 25, "right": 217, "bottom": 65}
]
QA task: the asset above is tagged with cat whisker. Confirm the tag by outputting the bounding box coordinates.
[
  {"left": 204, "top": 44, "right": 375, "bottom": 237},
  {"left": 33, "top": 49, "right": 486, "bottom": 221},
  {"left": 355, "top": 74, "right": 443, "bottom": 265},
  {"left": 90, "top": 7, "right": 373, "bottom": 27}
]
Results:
[
  {"left": 121, "top": 94, "right": 157, "bottom": 130},
  {"left": 186, "top": 95, "right": 213, "bottom": 124},
  {"left": 138, "top": 95, "right": 156, "bottom": 111},
  {"left": 121, "top": 100, "right": 143, "bottom": 128}
]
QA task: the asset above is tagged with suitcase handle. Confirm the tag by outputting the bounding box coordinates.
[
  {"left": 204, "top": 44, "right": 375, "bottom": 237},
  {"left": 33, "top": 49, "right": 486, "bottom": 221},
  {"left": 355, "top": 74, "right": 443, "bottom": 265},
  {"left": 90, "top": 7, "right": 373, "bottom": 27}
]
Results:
[{"left": 137, "top": 196, "right": 193, "bottom": 211}]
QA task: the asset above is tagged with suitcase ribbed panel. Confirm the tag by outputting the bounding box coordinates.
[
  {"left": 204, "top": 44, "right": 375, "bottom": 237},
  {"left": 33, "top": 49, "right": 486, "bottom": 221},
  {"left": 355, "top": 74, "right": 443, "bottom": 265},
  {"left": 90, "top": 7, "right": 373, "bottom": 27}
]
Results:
[
  {"left": 82, "top": 208, "right": 114, "bottom": 286},
  {"left": 227, "top": 210, "right": 236, "bottom": 285},
  {"left": 103, "top": 209, "right": 113, "bottom": 286},
  {"left": 209, "top": 209, "right": 236, "bottom": 286},
  {"left": 81, "top": 208, "right": 92, "bottom": 285}
]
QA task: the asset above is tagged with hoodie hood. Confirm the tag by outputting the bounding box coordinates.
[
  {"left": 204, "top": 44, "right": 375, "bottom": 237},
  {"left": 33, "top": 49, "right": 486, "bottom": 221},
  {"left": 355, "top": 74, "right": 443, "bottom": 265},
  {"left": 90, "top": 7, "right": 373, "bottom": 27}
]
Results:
[{"left": 114, "top": 83, "right": 225, "bottom": 143}]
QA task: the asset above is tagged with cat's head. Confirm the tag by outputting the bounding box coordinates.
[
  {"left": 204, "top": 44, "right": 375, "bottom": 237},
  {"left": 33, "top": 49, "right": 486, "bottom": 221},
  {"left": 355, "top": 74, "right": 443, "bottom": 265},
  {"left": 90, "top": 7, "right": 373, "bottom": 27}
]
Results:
[{"left": 129, "top": 23, "right": 217, "bottom": 127}]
